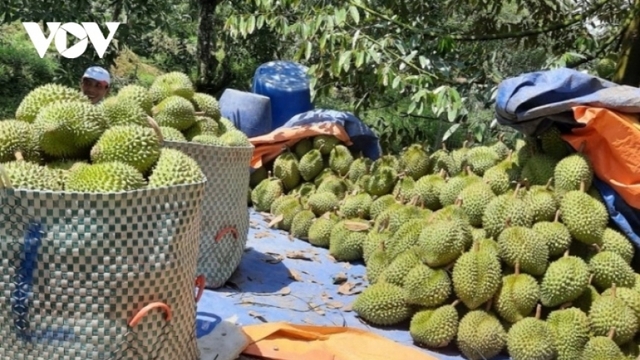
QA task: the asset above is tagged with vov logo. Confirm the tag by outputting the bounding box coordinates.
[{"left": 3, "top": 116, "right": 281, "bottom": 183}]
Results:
[{"left": 22, "top": 22, "right": 120, "bottom": 59}]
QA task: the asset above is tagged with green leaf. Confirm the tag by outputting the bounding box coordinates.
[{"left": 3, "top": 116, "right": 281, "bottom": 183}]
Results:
[
  {"left": 247, "top": 15, "right": 256, "bottom": 34},
  {"left": 442, "top": 124, "right": 461, "bottom": 141},
  {"left": 355, "top": 51, "right": 365, "bottom": 68},
  {"left": 392, "top": 75, "right": 401, "bottom": 89},
  {"left": 305, "top": 41, "right": 312, "bottom": 60},
  {"left": 349, "top": 5, "right": 360, "bottom": 24},
  {"left": 339, "top": 51, "right": 352, "bottom": 70},
  {"left": 419, "top": 56, "right": 429, "bottom": 69}
]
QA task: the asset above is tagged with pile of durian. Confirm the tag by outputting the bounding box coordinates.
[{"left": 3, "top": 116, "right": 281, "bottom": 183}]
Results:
[
  {"left": 0, "top": 72, "right": 232, "bottom": 192},
  {"left": 249, "top": 129, "right": 640, "bottom": 360}
]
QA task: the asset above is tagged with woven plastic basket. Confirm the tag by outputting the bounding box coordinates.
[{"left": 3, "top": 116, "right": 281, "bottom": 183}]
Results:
[
  {"left": 0, "top": 164, "right": 205, "bottom": 360},
  {"left": 164, "top": 140, "right": 253, "bottom": 289}
]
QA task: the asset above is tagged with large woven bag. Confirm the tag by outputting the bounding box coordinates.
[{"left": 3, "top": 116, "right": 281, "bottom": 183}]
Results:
[
  {"left": 164, "top": 141, "right": 253, "bottom": 288},
  {"left": 0, "top": 165, "right": 205, "bottom": 360}
]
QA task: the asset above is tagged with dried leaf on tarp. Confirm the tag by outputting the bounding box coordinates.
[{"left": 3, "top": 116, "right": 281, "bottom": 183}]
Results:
[
  {"left": 249, "top": 220, "right": 260, "bottom": 228},
  {"left": 263, "top": 252, "right": 283, "bottom": 264},
  {"left": 309, "top": 302, "right": 325, "bottom": 316},
  {"left": 325, "top": 301, "right": 344, "bottom": 309},
  {"left": 288, "top": 270, "right": 302, "bottom": 281},
  {"left": 343, "top": 220, "right": 370, "bottom": 232},
  {"left": 279, "top": 287, "right": 291, "bottom": 295},
  {"left": 342, "top": 303, "right": 353, "bottom": 312},
  {"left": 320, "top": 292, "right": 332, "bottom": 302},
  {"left": 239, "top": 296, "right": 255, "bottom": 305},
  {"left": 337, "top": 282, "right": 355, "bottom": 295},
  {"left": 267, "top": 214, "right": 284, "bottom": 228},
  {"left": 326, "top": 255, "right": 337, "bottom": 263},
  {"left": 332, "top": 272, "right": 348, "bottom": 285},
  {"left": 287, "top": 234, "right": 295, "bottom": 241},
  {"left": 286, "top": 251, "right": 312, "bottom": 261},
  {"left": 248, "top": 311, "right": 268, "bottom": 323},
  {"left": 259, "top": 212, "right": 272, "bottom": 218},
  {"left": 254, "top": 231, "right": 272, "bottom": 239}
]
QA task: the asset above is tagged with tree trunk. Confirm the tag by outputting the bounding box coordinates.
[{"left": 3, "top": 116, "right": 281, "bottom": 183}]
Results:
[
  {"left": 613, "top": 0, "right": 640, "bottom": 86},
  {"left": 195, "top": 0, "right": 220, "bottom": 93}
]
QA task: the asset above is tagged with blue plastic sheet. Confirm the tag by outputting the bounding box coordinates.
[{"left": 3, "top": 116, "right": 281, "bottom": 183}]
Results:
[
  {"left": 495, "top": 67, "right": 640, "bottom": 255},
  {"left": 252, "top": 61, "right": 314, "bottom": 130},
  {"left": 281, "top": 108, "right": 383, "bottom": 160},
  {"left": 196, "top": 209, "right": 510, "bottom": 360}
]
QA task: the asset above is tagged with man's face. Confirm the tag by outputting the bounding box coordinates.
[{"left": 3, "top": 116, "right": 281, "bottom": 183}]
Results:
[{"left": 80, "top": 77, "right": 109, "bottom": 104}]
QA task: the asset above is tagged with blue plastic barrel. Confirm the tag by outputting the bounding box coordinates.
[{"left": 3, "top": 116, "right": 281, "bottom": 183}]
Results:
[
  {"left": 251, "top": 60, "right": 314, "bottom": 130},
  {"left": 219, "top": 88, "right": 272, "bottom": 138}
]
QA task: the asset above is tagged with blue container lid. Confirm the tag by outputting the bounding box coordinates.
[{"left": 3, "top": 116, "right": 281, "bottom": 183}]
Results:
[{"left": 253, "top": 61, "right": 310, "bottom": 91}]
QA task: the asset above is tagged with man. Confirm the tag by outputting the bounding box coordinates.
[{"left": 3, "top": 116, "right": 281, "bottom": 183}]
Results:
[{"left": 80, "top": 66, "right": 111, "bottom": 104}]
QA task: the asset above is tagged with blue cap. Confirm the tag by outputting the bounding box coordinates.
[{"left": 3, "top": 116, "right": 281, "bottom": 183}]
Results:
[{"left": 82, "top": 66, "right": 111, "bottom": 85}]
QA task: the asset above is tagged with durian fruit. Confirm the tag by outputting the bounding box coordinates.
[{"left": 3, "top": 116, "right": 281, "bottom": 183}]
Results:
[
  {"left": 273, "top": 149, "right": 301, "bottom": 191},
  {"left": 16, "top": 84, "right": 89, "bottom": 122},
  {"left": 428, "top": 143, "right": 455, "bottom": 175},
  {"left": 482, "top": 184, "right": 534, "bottom": 239},
  {"left": 456, "top": 310, "right": 507, "bottom": 360},
  {"left": 600, "top": 286, "right": 640, "bottom": 324},
  {"left": 219, "top": 130, "right": 251, "bottom": 146},
  {"left": 65, "top": 161, "right": 146, "bottom": 193},
  {"left": 313, "top": 135, "right": 341, "bottom": 155},
  {"left": 451, "top": 241, "right": 502, "bottom": 310},
  {"left": 1, "top": 158, "right": 62, "bottom": 191},
  {"left": 117, "top": 84, "right": 153, "bottom": 115},
  {"left": 149, "top": 71, "right": 195, "bottom": 103},
  {"left": 409, "top": 300, "right": 460, "bottom": 348},
  {"left": 289, "top": 209, "right": 316, "bottom": 240},
  {"left": 90, "top": 125, "right": 161, "bottom": 174},
  {"left": 152, "top": 95, "right": 197, "bottom": 131},
  {"left": 378, "top": 247, "right": 422, "bottom": 287},
  {"left": 417, "top": 217, "right": 471, "bottom": 268},
  {"left": 307, "top": 210, "right": 339, "bottom": 248},
  {"left": 251, "top": 172, "right": 284, "bottom": 212},
  {"left": 457, "top": 181, "right": 496, "bottom": 227},
  {"left": 520, "top": 153, "right": 556, "bottom": 186},
  {"left": 328, "top": 218, "right": 368, "bottom": 261},
  {"left": 191, "top": 134, "right": 224, "bottom": 146},
  {"left": 365, "top": 241, "right": 389, "bottom": 284},
  {"left": 340, "top": 192, "right": 373, "bottom": 219},
  {"left": 191, "top": 92, "right": 221, "bottom": 120},
  {"left": 588, "top": 284, "right": 638, "bottom": 345},
  {"left": 299, "top": 149, "right": 324, "bottom": 181},
  {"left": 554, "top": 142, "right": 594, "bottom": 193},
  {"left": 328, "top": 144, "right": 354, "bottom": 176},
  {"left": 493, "top": 262, "right": 540, "bottom": 323},
  {"left": 532, "top": 210, "right": 572, "bottom": 257},
  {"left": 0, "top": 120, "right": 38, "bottom": 163},
  {"left": 489, "top": 134, "right": 510, "bottom": 160},
  {"left": 497, "top": 220, "right": 549, "bottom": 276},
  {"left": 539, "top": 250, "right": 590, "bottom": 307},
  {"left": 523, "top": 178, "right": 557, "bottom": 222},
  {"left": 438, "top": 167, "right": 481, "bottom": 206},
  {"left": 183, "top": 116, "right": 220, "bottom": 140},
  {"left": 546, "top": 307, "right": 591, "bottom": 360},
  {"left": 399, "top": 143, "right": 430, "bottom": 180},
  {"left": 589, "top": 247, "right": 636, "bottom": 290},
  {"left": 506, "top": 304, "right": 556, "bottom": 360},
  {"left": 462, "top": 145, "right": 500, "bottom": 176},
  {"left": 364, "top": 166, "right": 398, "bottom": 196},
  {"left": 100, "top": 96, "right": 149, "bottom": 127},
  {"left": 293, "top": 138, "right": 313, "bottom": 158},
  {"left": 352, "top": 281, "right": 413, "bottom": 326},
  {"left": 384, "top": 218, "right": 425, "bottom": 259},
  {"left": 599, "top": 227, "right": 635, "bottom": 264},
  {"left": 450, "top": 140, "right": 471, "bottom": 174},
  {"left": 306, "top": 192, "right": 340, "bottom": 217},
  {"left": 559, "top": 180, "right": 609, "bottom": 245},
  {"left": 147, "top": 148, "right": 205, "bottom": 188},
  {"left": 539, "top": 125, "right": 571, "bottom": 160},
  {"left": 270, "top": 196, "right": 302, "bottom": 232},
  {"left": 412, "top": 170, "right": 446, "bottom": 210},
  {"left": 346, "top": 156, "right": 372, "bottom": 182},
  {"left": 403, "top": 263, "right": 452, "bottom": 308},
  {"left": 160, "top": 126, "right": 187, "bottom": 142},
  {"left": 369, "top": 194, "right": 398, "bottom": 219},
  {"left": 34, "top": 100, "right": 108, "bottom": 158},
  {"left": 573, "top": 274, "right": 601, "bottom": 314},
  {"left": 482, "top": 151, "right": 520, "bottom": 195},
  {"left": 581, "top": 327, "right": 626, "bottom": 360}
]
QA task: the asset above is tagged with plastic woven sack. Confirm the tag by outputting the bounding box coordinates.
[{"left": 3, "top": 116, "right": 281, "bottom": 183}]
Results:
[
  {"left": 0, "top": 164, "right": 205, "bottom": 360},
  {"left": 164, "top": 141, "right": 254, "bottom": 289}
]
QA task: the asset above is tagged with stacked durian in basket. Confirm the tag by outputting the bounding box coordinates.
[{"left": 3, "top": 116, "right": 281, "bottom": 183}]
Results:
[{"left": 0, "top": 71, "right": 250, "bottom": 192}]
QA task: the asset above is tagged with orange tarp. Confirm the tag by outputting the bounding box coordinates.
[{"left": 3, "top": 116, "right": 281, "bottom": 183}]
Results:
[
  {"left": 562, "top": 106, "right": 640, "bottom": 209},
  {"left": 249, "top": 122, "right": 352, "bottom": 169},
  {"left": 241, "top": 322, "right": 439, "bottom": 360}
]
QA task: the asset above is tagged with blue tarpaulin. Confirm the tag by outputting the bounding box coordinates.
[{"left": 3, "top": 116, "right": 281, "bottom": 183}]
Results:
[
  {"left": 280, "top": 108, "right": 383, "bottom": 160},
  {"left": 495, "top": 67, "right": 640, "bottom": 259}
]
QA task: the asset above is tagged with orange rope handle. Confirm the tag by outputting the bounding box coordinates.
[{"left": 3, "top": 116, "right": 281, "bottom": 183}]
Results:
[
  {"left": 195, "top": 275, "right": 206, "bottom": 302},
  {"left": 128, "top": 302, "right": 172, "bottom": 328},
  {"left": 214, "top": 226, "right": 239, "bottom": 243}
]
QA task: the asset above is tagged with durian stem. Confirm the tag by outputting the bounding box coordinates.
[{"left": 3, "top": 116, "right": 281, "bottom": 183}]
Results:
[
  {"left": 563, "top": 250, "right": 570, "bottom": 258},
  {"left": 554, "top": 210, "right": 561, "bottom": 222},
  {"left": 559, "top": 302, "right": 572, "bottom": 309},
  {"left": 592, "top": 243, "right": 602, "bottom": 253},
  {"left": 455, "top": 197, "right": 463, "bottom": 206},
  {"left": 498, "top": 132, "right": 505, "bottom": 142},
  {"left": 441, "top": 142, "right": 447, "bottom": 151},
  {"left": 513, "top": 183, "right": 521, "bottom": 198},
  {"left": 462, "top": 140, "right": 469, "bottom": 148},
  {"left": 514, "top": 262, "right": 520, "bottom": 275},
  {"left": 522, "top": 178, "right": 531, "bottom": 191},
  {"left": 504, "top": 217, "right": 512, "bottom": 228},
  {"left": 14, "top": 151, "right": 23, "bottom": 161},
  {"left": 588, "top": 273, "right": 594, "bottom": 285},
  {"left": 194, "top": 111, "right": 205, "bottom": 116},
  {"left": 535, "top": 304, "right": 542, "bottom": 320},
  {"left": 485, "top": 299, "right": 493, "bottom": 312},
  {"left": 578, "top": 140, "right": 587, "bottom": 153},
  {"left": 608, "top": 327, "right": 616, "bottom": 340},
  {"left": 451, "top": 299, "right": 461, "bottom": 307},
  {"left": 611, "top": 283, "right": 617, "bottom": 298},
  {"left": 545, "top": 177, "right": 554, "bottom": 190},
  {"left": 464, "top": 166, "right": 472, "bottom": 176},
  {"left": 438, "top": 169, "right": 447, "bottom": 178},
  {"left": 146, "top": 116, "right": 164, "bottom": 143},
  {"left": 579, "top": 180, "right": 586, "bottom": 192},
  {"left": 472, "top": 240, "right": 480, "bottom": 252},
  {"left": 507, "top": 150, "right": 513, "bottom": 161}
]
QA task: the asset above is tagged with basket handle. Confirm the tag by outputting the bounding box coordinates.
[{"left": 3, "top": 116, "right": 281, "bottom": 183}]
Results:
[
  {"left": 214, "top": 226, "right": 239, "bottom": 243},
  {"left": 146, "top": 115, "right": 164, "bottom": 143},
  {"left": 195, "top": 275, "right": 205, "bottom": 303},
  {"left": 128, "top": 302, "right": 172, "bottom": 327}
]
